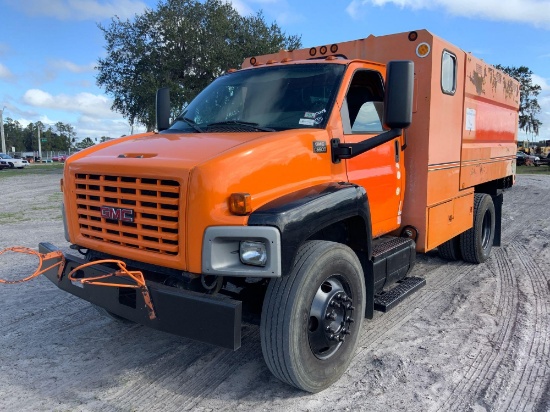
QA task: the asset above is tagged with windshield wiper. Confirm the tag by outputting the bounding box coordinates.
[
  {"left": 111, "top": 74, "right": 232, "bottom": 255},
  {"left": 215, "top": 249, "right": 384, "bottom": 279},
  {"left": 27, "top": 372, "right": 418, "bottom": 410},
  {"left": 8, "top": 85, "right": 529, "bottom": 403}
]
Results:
[
  {"left": 206, "top": 120, "right": 275, "bottom": 132},
  {"left": 174, "top": 117, "right": 204, "bottom": 133}
]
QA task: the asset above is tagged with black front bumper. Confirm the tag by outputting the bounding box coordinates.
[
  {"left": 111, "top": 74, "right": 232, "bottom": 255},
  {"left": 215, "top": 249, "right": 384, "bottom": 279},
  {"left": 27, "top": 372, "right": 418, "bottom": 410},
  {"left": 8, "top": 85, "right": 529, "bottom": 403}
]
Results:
[{"left": 39, "top": 242, "right": 242, "bottom": 350}]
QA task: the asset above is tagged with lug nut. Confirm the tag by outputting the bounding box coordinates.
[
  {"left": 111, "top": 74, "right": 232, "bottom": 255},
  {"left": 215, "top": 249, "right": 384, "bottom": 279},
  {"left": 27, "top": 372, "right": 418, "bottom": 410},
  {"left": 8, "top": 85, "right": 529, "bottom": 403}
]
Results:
[
  {"left": 346, "top": 316, "right": 355, "bottom": 323},
  {"left": 325, "top": 310, "right": 337, "bottom": 321},
  {"left": 339, "top": 335, "right": 346, "bottom": 342}
]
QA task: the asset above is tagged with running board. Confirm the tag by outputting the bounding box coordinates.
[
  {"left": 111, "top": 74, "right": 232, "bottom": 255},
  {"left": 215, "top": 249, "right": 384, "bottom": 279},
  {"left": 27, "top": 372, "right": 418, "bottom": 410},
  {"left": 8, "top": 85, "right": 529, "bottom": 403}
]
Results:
[{"left": 374, "top": 276, "right": 426, "bottom": 312}]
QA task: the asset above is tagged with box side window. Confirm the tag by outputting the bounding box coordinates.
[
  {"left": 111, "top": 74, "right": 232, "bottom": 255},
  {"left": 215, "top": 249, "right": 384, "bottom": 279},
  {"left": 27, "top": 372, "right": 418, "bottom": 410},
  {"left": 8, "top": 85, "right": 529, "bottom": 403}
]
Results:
[{"left": 441, "top": 50, "right": 457, "bottom": 95}]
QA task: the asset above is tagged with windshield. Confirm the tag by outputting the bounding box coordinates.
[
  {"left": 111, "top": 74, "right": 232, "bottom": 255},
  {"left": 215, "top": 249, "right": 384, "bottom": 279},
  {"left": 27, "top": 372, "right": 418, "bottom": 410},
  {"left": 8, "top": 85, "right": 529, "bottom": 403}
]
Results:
[{"left": 167, "top": 63, "right": 346, "bottom": 133}]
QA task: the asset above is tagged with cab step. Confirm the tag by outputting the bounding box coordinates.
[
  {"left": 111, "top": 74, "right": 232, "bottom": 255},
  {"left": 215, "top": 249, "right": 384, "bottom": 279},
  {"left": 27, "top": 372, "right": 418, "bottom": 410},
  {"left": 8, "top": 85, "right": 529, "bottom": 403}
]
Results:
[{"left": 374, "top": 276, "right": 426, "bottom": 313}]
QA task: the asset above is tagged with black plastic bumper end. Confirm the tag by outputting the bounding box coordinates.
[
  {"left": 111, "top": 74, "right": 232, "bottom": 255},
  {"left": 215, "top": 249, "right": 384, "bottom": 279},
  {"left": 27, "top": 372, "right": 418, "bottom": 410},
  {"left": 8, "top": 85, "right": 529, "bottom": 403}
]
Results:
[{"left": 38, "top": 242, "right": 242, "bottom": 350}]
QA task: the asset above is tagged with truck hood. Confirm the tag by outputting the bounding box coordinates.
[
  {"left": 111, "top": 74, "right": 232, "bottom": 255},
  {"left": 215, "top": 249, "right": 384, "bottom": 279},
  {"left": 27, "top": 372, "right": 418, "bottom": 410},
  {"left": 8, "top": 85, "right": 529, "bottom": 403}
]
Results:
[{"left": 68, "top": 131, "right": 270, "bottom": 171}]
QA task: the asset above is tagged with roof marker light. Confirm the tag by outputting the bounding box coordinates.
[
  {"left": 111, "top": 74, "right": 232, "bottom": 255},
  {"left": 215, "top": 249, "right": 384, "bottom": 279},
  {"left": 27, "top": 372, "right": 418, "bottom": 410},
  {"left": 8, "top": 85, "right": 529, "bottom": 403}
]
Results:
[{"left": 416, "top": 42, "right": 431, "bottom": 58}]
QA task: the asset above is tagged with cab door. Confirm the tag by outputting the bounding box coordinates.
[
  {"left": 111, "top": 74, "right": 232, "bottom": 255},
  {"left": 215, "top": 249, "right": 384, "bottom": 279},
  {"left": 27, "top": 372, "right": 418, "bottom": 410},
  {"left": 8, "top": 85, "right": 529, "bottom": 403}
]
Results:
[{"left": 341, "top": 67, "right": 404, "bottom": 238}]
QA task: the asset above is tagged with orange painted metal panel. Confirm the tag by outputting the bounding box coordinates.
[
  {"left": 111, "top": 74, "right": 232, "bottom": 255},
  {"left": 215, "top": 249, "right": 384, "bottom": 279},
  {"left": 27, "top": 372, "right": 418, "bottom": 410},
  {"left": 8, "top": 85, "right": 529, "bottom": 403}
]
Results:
[
  {"left": 186, "top": 129, "right": 346, "bottom": 273},
  {"left": 426, "top": 165, "right": 461, "bottom": 207},
  {"left": 427, "top": 193, "right": 473, "bottom": 250}
]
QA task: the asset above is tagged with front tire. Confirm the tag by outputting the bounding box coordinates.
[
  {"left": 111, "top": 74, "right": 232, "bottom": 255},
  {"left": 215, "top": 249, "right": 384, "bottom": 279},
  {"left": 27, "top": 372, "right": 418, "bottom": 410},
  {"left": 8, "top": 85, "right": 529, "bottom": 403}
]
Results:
[
  {"left": 261, "top": 240, "right": 365, "bottom": 393},
  {"left": 460, "top": 193, "right": 495, "bottom": 263}
]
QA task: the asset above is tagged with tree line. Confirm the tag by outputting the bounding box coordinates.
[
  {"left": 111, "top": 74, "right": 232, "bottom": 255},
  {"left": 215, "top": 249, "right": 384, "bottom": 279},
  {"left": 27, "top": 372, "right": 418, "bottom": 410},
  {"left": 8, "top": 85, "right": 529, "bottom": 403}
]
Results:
[{"left": 2, "top": 119, "right": 110, "bottom": 154}]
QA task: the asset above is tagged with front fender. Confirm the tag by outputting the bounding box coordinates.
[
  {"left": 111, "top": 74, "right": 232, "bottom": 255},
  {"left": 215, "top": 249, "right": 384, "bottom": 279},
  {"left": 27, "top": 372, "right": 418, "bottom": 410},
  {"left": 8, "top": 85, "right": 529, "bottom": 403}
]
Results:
[{"left": 248, "top": 182, "right": 372, "bottom": 276}]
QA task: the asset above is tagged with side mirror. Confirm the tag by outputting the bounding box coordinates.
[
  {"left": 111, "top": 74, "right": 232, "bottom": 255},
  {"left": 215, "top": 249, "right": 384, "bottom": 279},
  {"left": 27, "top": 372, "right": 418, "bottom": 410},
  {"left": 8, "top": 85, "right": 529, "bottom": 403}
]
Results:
[
  {"left": 156, "top": 87, "right": 171, "bottom": 131},
  {"left": 384, "top": 61, "right": 414, "bottom": 130}
]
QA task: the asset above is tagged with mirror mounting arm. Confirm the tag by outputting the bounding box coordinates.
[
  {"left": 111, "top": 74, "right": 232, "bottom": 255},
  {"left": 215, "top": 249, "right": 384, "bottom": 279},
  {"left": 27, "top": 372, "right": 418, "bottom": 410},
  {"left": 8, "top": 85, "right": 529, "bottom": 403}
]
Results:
[{"left": 331, "top": 128, "right": 402, "bottom": 164}]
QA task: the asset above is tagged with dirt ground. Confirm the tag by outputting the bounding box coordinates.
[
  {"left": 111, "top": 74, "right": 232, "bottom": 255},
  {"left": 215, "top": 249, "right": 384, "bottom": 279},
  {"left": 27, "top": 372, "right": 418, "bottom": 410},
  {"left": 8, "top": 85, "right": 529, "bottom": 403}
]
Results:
[{"left": 0, "top": 169, "right": 549, "bottom": 412}]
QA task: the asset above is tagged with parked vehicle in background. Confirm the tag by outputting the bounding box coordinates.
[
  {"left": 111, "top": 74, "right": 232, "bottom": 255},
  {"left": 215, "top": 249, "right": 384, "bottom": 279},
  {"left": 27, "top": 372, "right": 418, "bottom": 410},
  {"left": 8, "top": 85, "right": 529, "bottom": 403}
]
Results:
[
  {"left": 538, "top": 153, "right": 550, "bottom": 166},
  {"left": 0, "top": 159, "right": 9, "bottom": 170},
  {"left": 0, "top": 153, "right": 29, "bottom": 169},
  {"left": 51, "top": 155, "right": 69, "bottom": 162},
  {"left": 516, "top": 151, "right": 540, "bottom": 166}
]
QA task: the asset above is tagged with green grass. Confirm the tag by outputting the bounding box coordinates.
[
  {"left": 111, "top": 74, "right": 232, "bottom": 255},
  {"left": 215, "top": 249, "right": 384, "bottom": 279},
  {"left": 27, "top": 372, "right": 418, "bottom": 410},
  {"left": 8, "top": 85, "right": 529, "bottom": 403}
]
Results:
[
  {"left": 47, "top": 192, "right": 63, "bottom": 202},
  {"left": 0, "top": 212, "right": 31, "bottom": 224},
  {"left": 516, "top": 164, "right": 550, "bottom": 175},
  {"left": 0, "top": 162, "right": 64, "bottom": 178}
]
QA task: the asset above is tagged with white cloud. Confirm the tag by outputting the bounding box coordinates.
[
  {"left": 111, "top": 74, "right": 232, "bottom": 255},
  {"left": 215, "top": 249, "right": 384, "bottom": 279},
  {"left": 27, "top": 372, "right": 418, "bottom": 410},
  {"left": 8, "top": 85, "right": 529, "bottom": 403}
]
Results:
[
  {"left": 22, "top": 89, "right": 119, "bottom": 119},
  {"left": 0, "top": 63, "right": 13, "bottom": 79},
  {"left": 532, "top": 74, "right": 550, "bottom": 90},
  {"left": 346, "top": 0, "right": 550, "bottom": 27},
  {"left": 75, "top": 117, "right": 138, "bottom": 138},
  {"left": 6, "top": 0, "right": 148, "bottom": 21},
  {"left": 228, "top": 0, "right": 303, "bottom": 26},
  {"left": 49, "top": 59, "right": 96, "bottom": 74},
  {"left": 19, "top": 89, "right": 148, "bottom": 139},
  {"left": 226, "top": 0, "right": 255, "bottom": 15}
]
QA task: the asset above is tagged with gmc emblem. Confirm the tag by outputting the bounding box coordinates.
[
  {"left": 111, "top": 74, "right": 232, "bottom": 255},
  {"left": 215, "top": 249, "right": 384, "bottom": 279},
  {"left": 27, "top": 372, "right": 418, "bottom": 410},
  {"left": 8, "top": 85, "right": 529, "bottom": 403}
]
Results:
[{"left": 100, "top": 206, "right": 134, "bottom": 223}]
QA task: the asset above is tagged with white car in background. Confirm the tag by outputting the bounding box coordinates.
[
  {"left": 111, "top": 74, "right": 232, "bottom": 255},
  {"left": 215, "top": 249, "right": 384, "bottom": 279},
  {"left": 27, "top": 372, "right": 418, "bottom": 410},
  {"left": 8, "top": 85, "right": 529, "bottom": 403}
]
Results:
[{"left": 0, "top": 153, "right": 29, "bottom": 169}]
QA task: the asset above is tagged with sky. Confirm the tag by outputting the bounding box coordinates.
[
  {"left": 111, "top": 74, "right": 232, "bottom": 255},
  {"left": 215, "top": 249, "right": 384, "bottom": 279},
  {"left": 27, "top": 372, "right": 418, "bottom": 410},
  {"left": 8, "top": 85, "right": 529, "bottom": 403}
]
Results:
[{"left": 0, "top": 0, "right": 549, "bottom": 144}]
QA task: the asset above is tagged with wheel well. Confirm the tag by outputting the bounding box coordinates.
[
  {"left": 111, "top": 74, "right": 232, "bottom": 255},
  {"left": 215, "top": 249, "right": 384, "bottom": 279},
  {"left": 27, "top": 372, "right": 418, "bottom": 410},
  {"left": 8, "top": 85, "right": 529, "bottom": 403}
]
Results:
[
  {"left": 475, "top": 176, "right": 513, "bottom": 195},
  {"left": 307, "top": 216, "right": 370, "bottom": 266}
]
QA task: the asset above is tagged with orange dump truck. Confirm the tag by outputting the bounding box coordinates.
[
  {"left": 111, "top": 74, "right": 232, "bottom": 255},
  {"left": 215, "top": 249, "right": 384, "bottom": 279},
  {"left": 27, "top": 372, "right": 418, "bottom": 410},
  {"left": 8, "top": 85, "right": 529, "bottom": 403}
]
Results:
[{"left": 40, "top": 29, "right": 519, "bottom": 392}]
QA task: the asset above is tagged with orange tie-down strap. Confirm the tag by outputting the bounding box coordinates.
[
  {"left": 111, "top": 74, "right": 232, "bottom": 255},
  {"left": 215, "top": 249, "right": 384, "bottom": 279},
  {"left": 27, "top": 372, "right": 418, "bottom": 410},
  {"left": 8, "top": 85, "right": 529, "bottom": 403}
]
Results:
[{"left": 0, "top": 247, "right": 156, "bottom": 320}]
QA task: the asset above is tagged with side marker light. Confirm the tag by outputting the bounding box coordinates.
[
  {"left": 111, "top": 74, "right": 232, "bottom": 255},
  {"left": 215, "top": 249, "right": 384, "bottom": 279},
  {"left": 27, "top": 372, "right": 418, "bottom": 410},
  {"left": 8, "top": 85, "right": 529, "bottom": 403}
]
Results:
[{"left": 229, "top": 193, "right": 252, "bottom": 215}]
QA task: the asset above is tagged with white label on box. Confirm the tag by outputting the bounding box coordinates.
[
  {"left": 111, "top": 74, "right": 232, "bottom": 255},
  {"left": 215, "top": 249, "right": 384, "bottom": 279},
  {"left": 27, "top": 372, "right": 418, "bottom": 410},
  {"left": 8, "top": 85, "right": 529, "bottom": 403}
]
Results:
[{"left": 466, "top": 108, "right": 476, "bottom": 131}]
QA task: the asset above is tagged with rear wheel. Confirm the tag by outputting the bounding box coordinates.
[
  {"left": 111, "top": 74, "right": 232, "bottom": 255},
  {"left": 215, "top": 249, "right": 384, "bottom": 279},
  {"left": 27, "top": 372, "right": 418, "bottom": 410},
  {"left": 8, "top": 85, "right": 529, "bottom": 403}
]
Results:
[
  {"left": 460, "top": 193, "right": 495, "bottom": 263},
  {"left": 438, "top": 235, "right": 462, "bottom": 261},
  {"left": 261, "top": 240, "right": 365, "bottom": 393}
]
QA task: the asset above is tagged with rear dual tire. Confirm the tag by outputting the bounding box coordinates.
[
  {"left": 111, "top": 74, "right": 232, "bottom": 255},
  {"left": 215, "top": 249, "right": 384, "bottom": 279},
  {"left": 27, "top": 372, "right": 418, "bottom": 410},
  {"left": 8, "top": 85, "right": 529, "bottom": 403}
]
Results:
[{"left": 460, "top": 193, "right": 495, "bottom": 263}]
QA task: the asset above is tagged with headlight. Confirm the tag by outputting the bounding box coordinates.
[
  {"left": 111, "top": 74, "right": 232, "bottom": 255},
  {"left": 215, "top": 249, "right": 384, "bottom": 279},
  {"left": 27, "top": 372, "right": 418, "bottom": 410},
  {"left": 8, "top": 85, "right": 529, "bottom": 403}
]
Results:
[{"left": 240, "top": 241, "right": 267, "bottom": 266}]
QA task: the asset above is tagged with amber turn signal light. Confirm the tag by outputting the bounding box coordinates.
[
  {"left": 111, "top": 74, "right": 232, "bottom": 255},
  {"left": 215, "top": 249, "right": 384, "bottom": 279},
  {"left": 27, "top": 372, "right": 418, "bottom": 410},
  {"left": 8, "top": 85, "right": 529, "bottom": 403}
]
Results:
[
  {"left": 229, "top": 193, "right": 252, "bottom": 215},
  {"left": 60, "top": 178, "right": 64, "bottom": 193}
]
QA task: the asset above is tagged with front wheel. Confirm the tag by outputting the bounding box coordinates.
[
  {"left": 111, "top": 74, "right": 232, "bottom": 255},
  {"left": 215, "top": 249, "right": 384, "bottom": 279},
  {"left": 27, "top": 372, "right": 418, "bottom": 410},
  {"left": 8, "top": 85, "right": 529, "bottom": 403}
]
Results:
[{"left": 261, "top": 240, "right": 365, "bottom": 393}]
